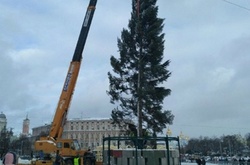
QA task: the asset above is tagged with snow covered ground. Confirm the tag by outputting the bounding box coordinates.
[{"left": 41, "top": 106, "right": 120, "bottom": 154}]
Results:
[
  {"left": 182, "top": 162, "right": 235, "bottom": 165},
  {"left": 0, "top": 159, "right": 226, "bottom": 165}
]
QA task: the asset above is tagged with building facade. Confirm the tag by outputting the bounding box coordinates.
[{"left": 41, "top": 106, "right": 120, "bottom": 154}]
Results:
[
  {"left": 32, "top": 124, "right": 51, "bottom": 137},
  {"left": 62, "top": 118, "right": 125, "bottom": 150},
  {"left": 0, "top": 112, "right": 7, "bottom": 131},
  {"left": 22, "top": 115, "right": 30, "bottom": 136},
  {"left": 32, "top": 118, "right": 127, "bottom": 150}
]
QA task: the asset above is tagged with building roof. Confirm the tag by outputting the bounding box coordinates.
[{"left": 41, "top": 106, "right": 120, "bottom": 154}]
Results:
[
  {"left": 68, "top": 117, "right": 110, "bottom": 121},
  {"left": 0, "top": 112, "right": 6, "bottom": 119}
]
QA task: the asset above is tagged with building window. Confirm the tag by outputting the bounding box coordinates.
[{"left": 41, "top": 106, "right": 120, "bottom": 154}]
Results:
[
  {"left": 56, "top": 142, "right": 62, "bottom": 148},
  {"left": 71, "top": 126, "right": 73, "bottom": 130},
  {"left": 64, "top": 143, "right": 70, "bottom": 148}
]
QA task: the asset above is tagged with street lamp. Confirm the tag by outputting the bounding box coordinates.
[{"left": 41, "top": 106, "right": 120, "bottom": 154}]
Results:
[
  {"left": 21, "top": 141, "right": 23, "bottom": 155},
  {"left": 220, "top": 140, "right": 223, "bottom": 156}
]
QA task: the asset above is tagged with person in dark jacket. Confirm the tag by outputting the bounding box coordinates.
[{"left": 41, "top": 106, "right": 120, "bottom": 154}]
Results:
[
  {"left": 196, "top": 158, "right": 201, "bottom": 165},
  {"left": 54, "top": 150, "right": 62, "bottom": 165},
  {"left": 201, "top": 158, "right": 206, "bottom": 165}
]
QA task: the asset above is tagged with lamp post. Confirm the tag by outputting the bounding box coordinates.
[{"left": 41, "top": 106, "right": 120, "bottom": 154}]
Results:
[
  {"left": 220, "top": 140, "right": 223, "bottom": 156},
  {"left": 21, "top": 141, "right": 23, "bottom": 155},
  {"left": 228, "top": 140, "right": 232, "bottom": 156}
]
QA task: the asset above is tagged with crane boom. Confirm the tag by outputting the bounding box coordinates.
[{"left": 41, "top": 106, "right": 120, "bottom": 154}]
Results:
[
  {"left": 49, "top": 0, "right": 97, "bottom": 140},
  {"left": 34, "top": 1, "right": 98, "bottom": 165}
]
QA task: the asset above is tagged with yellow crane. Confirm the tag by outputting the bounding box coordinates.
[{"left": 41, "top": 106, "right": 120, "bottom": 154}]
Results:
[{"left": 34, "top": 1, "right": 97, "bottom": 165}]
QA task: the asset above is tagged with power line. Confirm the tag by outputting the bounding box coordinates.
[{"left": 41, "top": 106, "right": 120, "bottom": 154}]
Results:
[{"left": 222, "top": 0, "right": 250, "bottom": 12}]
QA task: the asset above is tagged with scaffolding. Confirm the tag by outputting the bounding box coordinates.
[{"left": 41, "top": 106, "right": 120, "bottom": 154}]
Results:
[{"left": 102, "top": 136, "right": 181, "bottom": 165}]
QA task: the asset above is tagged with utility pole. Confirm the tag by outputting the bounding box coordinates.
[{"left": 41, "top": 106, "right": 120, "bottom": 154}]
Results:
[{"left": 136, "top": 0, "right": 143, "bottom": 138}]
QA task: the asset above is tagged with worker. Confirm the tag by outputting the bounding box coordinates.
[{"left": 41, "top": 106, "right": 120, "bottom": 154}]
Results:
[
  {"left": 39, "top": 150, "right": 44, "bottom": 160},
  {"left": 54, "top": 150, "right": 62, "bottom": 165},
  {"left": 2, "top": 151, "right": 17, "bottom": 165},
  {"left": 74, "top": 155, "right": 80, "bottom": 165},
  {"left": 84, "top": 149, "right": 95, "bottom": 165}
]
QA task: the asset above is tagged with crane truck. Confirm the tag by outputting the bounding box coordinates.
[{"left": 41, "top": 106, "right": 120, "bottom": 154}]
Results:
[{"left": 33, "top": 0, "right": 97, "bottom": 165}]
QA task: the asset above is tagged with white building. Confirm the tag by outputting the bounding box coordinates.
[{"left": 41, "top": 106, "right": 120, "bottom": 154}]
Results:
[
  {"left": 0, "top": 112, "right": 7, "bottom": 131},
  {"left": 62, "top": 118, "right": 126, "bottom": 150},
  {"left": 32, "top": 118, "right": 127, "bottom": 150}
]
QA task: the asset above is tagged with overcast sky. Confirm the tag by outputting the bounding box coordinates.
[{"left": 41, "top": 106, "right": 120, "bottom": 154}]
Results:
[{"left": 1, "top": 0, "right": 250, "bottom": 139}]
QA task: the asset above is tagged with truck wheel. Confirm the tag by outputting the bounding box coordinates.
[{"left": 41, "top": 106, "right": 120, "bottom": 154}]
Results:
[{"left": 65, "top": 159, "right": 73, "bottom": 165}]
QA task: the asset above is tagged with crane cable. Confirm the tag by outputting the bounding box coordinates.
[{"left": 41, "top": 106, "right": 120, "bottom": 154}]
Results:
[{"left": 222, "top": 0, "right": 250, "bottom": 12}]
